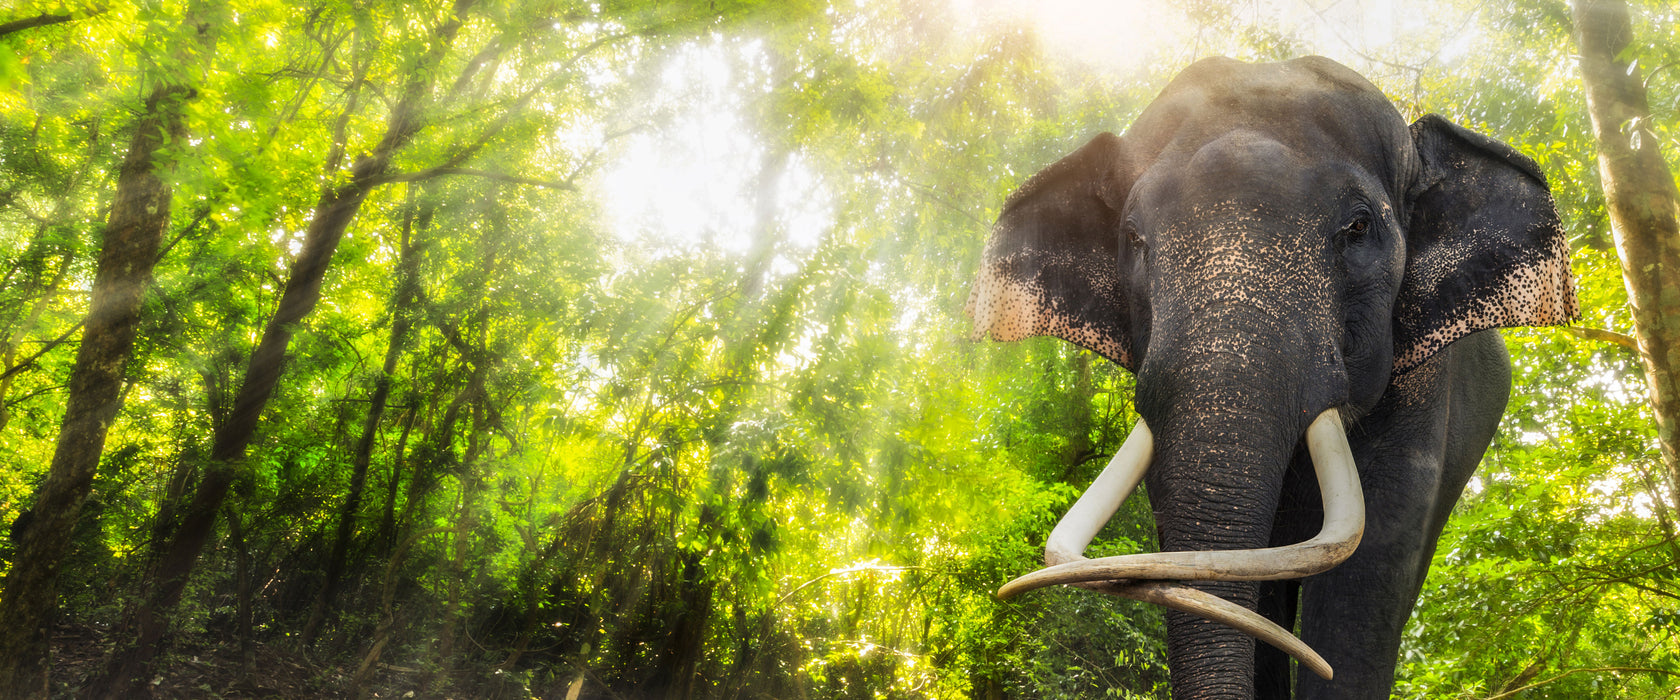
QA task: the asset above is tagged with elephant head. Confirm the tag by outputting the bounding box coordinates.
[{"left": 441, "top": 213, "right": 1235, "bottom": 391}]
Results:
[{"left": 968, "top": 56, "right": 1575, "bottom": 697}]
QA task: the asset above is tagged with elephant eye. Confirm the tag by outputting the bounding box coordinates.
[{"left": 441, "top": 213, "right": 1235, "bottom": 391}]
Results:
[
  {"left": 1123, "top": 220, "right": 1145, "bottom": 249},
  {"left": 1341, "top": 216, "right": 1372, "bottom": 241}
]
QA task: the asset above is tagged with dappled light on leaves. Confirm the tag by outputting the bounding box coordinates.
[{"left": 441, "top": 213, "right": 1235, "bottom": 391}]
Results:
[{"left": 0, "top": 0, "right": 1674, "bottom": 697}]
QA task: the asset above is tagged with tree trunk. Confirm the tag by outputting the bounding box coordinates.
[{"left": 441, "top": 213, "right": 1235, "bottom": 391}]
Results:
[
  {"left": 301, "top": 185, "right": 427, "bottom": 646},
  {"left": 379, "top": 404, "right": 421, "bottom": 553},
  {"left": 437, "top": 402, "right": 489, "bottom": 668},
  {"left": 0, "top": 5, "right": 217, "bottom": 695},
  {"left": 225, "top": 507, "right": 254, "bottom": 667},
  {"left": 89, "top": 4, "right": 477, "bottom": 696},
  {"left": 348, "top": 525, "right": 451, "bottom": 700},
  {"left": 498, "top": 532, "right": 568, "bottom": 670},
  {"left": 649, "top": 504, "right": 718, "bottom": 700},
  {"left": 1060, "top": 351, "right": 1095, "bottom": 479},
  {"left": 394, "top": 363, "right": 483, "bottom": 536},
  {"left": 1573, "top": 0, "right": 1680, "bottom": 517}
]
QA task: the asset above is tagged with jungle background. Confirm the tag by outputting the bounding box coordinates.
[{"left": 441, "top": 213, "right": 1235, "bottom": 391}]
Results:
[{"left": 0, "top": 0, "right": 1676, "bottom": 697}]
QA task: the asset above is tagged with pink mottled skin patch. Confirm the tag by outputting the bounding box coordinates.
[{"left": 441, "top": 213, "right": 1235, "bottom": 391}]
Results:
[{"left": 964, "top": 253, "right": 1131, "bottom": 367}]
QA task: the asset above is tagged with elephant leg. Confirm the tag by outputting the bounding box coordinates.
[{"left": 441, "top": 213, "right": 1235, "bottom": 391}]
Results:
[
  {"left": 1254, "top": 447, "right": 1322, "bottom": 699},
  {"left": 1254, "top": 579, "right": 1300, "bottom": 698},
  {"left": 1296, "top": 332, "right": 1510, "bottom": 698}
]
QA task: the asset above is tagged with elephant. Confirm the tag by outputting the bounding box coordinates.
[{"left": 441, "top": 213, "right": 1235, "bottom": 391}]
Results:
[{"left": 966, "top": 56, "right": 1576, "bottom": 699}]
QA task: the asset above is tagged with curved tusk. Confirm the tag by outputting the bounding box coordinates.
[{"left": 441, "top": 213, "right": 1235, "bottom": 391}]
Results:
[
  {"left": 997, "top": 409, "right": 1363, "bottom": 598},
  {"left": 1095, "top": 580, "right": 1333, "bottom": 680},
  {"left": 1044, "top": 419, "right": 1153, "bottom": 567}
]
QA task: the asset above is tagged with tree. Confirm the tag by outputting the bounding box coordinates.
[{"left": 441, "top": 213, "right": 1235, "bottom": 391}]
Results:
[
  {"left": 88, "top": 3, "right": 482, "bottom": 694},
  {"left": 1572, "top": 0, "right": 1680, "bottom": 523},
  {"left": 298, "top": 182, "right": 426, "bottom": 646},
  {"left": 2, "top": 0, "right": 1676, "bottom": 697},
  {"left": 0, "top": 3, "right": 217, "bottom": 695}
]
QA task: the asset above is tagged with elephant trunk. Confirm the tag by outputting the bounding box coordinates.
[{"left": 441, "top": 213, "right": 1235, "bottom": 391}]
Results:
[
  {"left": 1137, "top": 308, "right": 1337, "bottom": 698},
  {"left": 1147, "top": 372, "right": 1302, "bottom": 697}
]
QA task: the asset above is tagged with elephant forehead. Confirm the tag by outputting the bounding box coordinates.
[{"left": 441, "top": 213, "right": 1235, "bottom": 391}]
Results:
[
  {"left": 1129, "top": 129, "right": 1367, "bottom": 224},
  {"left": 1125, "top": 57, "right": 1410, "bottom": 188},
  {"left": 1183, "top": 129, "right": 1305, "bottom": 181}
]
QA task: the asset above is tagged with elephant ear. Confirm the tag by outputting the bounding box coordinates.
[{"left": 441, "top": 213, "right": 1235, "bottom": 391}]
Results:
[
  {"left": 966, "top": 132, "right": 1137, "bottom": 369},
  {"left": 1393, "top": 115, "right": 1578, "bottom": 374}
]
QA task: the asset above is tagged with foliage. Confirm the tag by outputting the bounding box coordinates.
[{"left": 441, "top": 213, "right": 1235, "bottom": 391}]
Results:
[{"left": 0, "top": 0, "right": 1676, "bottom": 697}]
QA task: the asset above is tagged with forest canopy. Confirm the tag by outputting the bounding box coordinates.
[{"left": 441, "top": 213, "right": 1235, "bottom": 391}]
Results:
[{"left": 0, "top": 0, "right": 1677, "bottom": 697}]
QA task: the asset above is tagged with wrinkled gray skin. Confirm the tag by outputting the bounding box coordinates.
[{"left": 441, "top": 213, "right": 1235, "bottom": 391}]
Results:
[{"left": 968, "top": 57, "right": 1576, "bottom": 698}]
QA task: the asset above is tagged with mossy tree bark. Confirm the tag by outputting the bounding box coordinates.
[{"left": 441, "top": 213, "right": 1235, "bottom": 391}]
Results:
[
  {"left": 0, "top": 5, "right": 218, "bottom": 696},
  {"left": 1573, "top": 0, "right": 1680, "bottom": 518},
  {"left": 89, "top": 2, "right": 479, "bottom": 696}
]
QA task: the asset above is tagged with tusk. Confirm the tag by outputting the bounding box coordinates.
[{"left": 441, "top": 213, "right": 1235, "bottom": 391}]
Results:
[
  {"left": 998, "top": 409, "right": 1363, "bottom": 596},
  {"left": 1044, "top": 419, "right": 1153, "bottom": 567},
  {"left": 1096, "top": 581, "right": 1333, "bottom": 680},
  {"left": 996, "top": 409, "right": 1360, "bottom": 680}
]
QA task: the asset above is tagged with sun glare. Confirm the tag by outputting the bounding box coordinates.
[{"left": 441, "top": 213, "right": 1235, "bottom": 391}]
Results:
[
  {"left": 953, "top": 0, "right": 1188, "bottom": 72},
  {"left": 599, "top": 39, "right": 833, "bottom": 258},
  {"left": 948, "top": 0, "right": 1448, "bottom": 80},
  {"left": 594, "top": 0, "right": 1452, "bottom": 262}
]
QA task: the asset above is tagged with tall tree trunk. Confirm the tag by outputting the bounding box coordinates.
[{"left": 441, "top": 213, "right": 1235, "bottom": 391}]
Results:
[
  {"left": 225, "top": 507, "right": 254, "bottom": 667},
  {"left": 347, "top": 524, "right": 451, "bottom": 700},
  {"left": 498, "top": 531, "right": 568, "bottom": 670},
  {"left": 301, "top": 185, "right": 427, "bottom": 646},
  {"left": 0, "top": 5, "right": 217, "bottom": 696},
  {"left": 1573, "top": 0, "right": 1680, "bottom": 517},
  {"left": 393, "top": 363, "right": 482, "bottom": 537},
  {"left": 379, "top": 404, "right": 421, "bottom": 552},
  {"left": 437, "top": 402, "right": 488, "bottom": 668},
  {"left": 649, "top": 504, "right": 718, "bottom": 700},
  {"left": 90, "top": 4, "right": 477, "bottom": 696},
  {"left": 1060, "top": 351, "right": 1095, "bottom": 479}
]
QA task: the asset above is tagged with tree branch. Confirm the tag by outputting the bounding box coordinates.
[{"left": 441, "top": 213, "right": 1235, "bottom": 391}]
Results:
[
  {"left": 153, "top": 202, "right": 216, "bottom": 264},
  {"left": 0, "top": 12, "right": 74, "bottom": 38},
  {"left": 905, "top": 181, "right": 988, "bottom": 227},
  {"left": 0, "top": 320, "right": 85, "bottom": 383},
  {"left": 1482, "top": 666, "right": 1680, "bottom": 700},
  {"left": 774, "top": 564, "right": 927, "bottom": 608},
  {"left": 415, "top": 29, "right": 648, "bottom": 174},
  {"left": 448, "top": 35, "right": 506, "bottom": 101},
  {"left": 377, "top": 167, "right": 577, "bottom": 190},
  {"left": 1560, "top": 325, "right": 1640, "bottom": 352}
]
